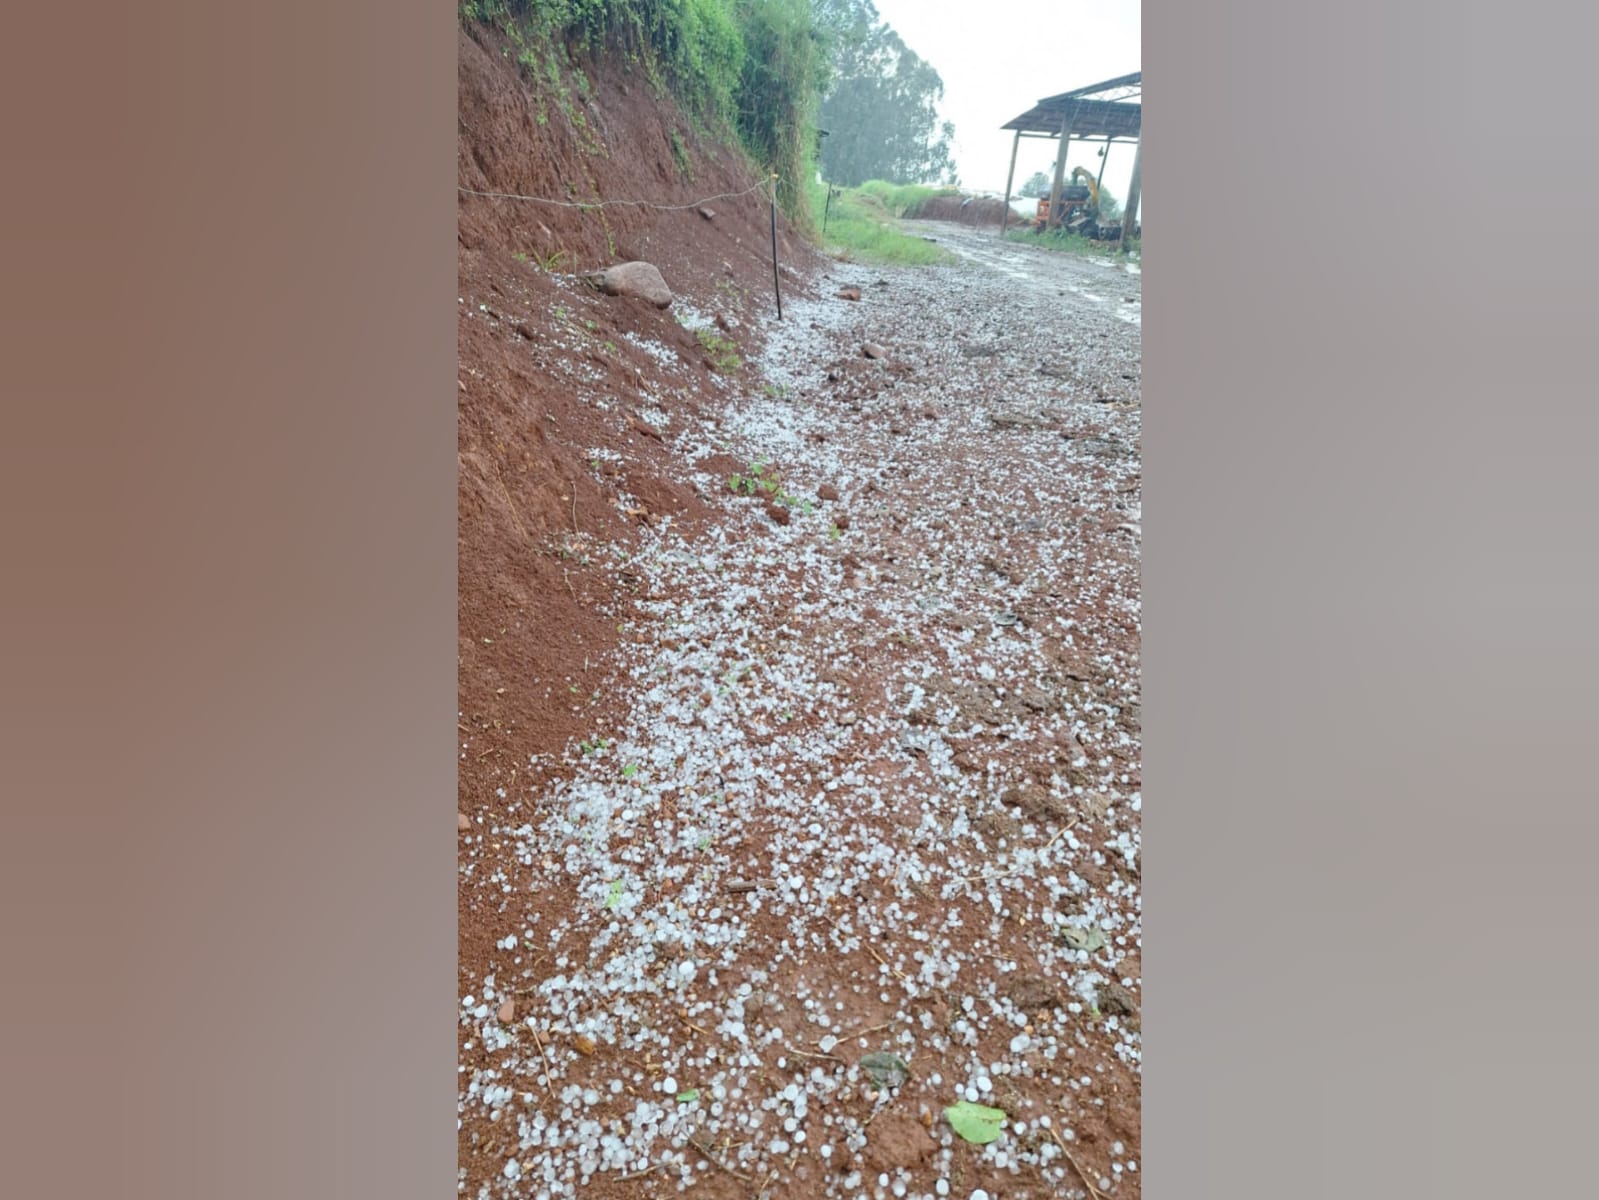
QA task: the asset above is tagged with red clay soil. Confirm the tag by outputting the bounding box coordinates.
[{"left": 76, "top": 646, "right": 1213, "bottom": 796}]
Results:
[
  {"left": 456, "top": 13, "right": 823, "bottom": 1102},
  {"left": 458, "top": 21, "right": 1141, "bottom": 1200},
  {"left": 912, "top": 195, "right": 1012, "bottom": 226},
  {"left": 457, "top": 19, "right": 823, "bottom": 780}
]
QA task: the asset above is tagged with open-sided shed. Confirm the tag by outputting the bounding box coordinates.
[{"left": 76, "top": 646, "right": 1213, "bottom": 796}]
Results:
[{"left": 999, "top": 71, "right": 1142, "bottom": 243}]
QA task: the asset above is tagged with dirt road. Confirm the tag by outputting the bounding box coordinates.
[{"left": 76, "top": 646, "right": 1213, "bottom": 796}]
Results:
[{"left": 458, "top": 221, "right": 1142, "bottom": 1200}]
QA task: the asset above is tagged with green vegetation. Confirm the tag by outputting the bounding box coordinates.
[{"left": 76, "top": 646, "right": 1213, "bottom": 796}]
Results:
[
  {"left": 808, "top": 179, "right": 954, "bottom": 265},
  {"left": 694, "top": 327, "right": 742, "bottom": 373},
  {"left": 727, "top": 458, "right": 812, "bottom": 511},
  {"left": 462, "top": 0, "right": 828, "bottom": 224},
  {"left": 1005, "top": 226, "right": 1140, "bottom": 261},
  {"left": 1017, "top": 170, "right": 1051, "bottom": 199},
  {"left": 856, "top": 179, "right": 959, "bottom": 218},
  {"left": 668, "top": 128, "right": 693, "bottom": 180},
  {"left": 815, "top": 1, "right": 958, "bottom": 187}
]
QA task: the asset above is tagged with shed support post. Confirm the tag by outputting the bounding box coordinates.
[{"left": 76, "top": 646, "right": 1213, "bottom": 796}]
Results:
[
  {"left": 1046, "top": 114, "right": 1071, "bottom": 231},
  {"left": 999, "top": 128, "right": 1020, "bottom": 236},
  {"left": 1120, "top": 135, "right": 1143, "bottom": 252}
]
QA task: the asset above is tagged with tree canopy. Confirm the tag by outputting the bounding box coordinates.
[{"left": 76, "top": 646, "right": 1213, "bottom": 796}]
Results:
[
  {"left": 1018, "top": 171, "right": 1052, "bottom": 198},
  {"left": 813, "top": 0, "right": 957, "bottom": 187}
]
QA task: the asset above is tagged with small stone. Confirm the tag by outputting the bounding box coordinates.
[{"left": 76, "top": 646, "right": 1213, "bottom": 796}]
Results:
[
  {"left": 818, "top": 483, "right": 840, "bottom": 502},
  {"left": 1004, "top": 782, "right": 1068, "bottom": 821},
  {"left": 837, "top": 286, "right": 862, "bottom": 301},
  {"left": 586, "top": 261, "right": 673, "bottom": 308},
  {"left": 1100, "top": 982, "right": 1139, "bottom": 1018},
  {"left": 698, "top": 206, "right": 716, "bottom": 221},
  {"left": 1018, "top": 685, "right": 1053, "bottom": 713},
  {"left": 497, "top": 998, "right": 516, "bottom": 1023},
  {"left": 573, "top": 1034, "right": 597, "bottom": 1056},
  {"left": 458, "top": 813, "right": 471, "bottom": 832},
  {"left": 861, "top": 343, "right": 887, "bottom": 360}
]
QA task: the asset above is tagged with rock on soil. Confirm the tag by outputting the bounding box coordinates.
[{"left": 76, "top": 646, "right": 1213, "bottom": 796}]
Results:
[
  {"left": 586, "top": 260, "right": 674, "bottom": 308},
  {"left": 1100, "top": 981, "right": 1140, "bottom": 1018}
]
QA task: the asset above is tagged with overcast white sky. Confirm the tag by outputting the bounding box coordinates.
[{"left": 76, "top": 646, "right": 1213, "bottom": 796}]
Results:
[{"left": 865, "top": 0, "right": 1141, "bottom": 206}]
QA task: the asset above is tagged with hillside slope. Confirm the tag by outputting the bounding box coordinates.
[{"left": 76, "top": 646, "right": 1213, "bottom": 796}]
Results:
[{"left": 457, "top": 17, "right": 821, "bottom": 813}]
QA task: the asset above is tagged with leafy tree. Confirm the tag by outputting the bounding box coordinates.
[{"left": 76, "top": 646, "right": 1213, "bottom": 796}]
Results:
[
  {"left": 1094, "top": 183, "right": 1122, "bottom": 221},
  {"left": 1018, "top": 170, "right": 1051, "bottom": 198},
  {"left": 813, "top": 0, "right": 958, "bottom": 187}
]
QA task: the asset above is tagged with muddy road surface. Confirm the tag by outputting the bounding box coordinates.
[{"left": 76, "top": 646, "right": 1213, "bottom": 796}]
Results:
[{"left": 459, "top": 219, "right": 1142, "bottom": 1200}]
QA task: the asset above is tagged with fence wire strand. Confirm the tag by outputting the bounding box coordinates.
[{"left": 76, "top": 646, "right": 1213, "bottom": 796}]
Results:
[{"left": 457, "top": 178, "right": 770, "bottom": 212}]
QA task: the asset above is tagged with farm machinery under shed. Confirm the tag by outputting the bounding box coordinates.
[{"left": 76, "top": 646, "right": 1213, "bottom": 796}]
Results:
[{"left": 1028, "top": 167, "right": 1129, "bottom": 241}]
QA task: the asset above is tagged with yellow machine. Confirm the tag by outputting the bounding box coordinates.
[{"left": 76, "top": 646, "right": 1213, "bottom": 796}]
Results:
[{"left": 1032, "top": 166, "right": 1101, "bottom": 231}]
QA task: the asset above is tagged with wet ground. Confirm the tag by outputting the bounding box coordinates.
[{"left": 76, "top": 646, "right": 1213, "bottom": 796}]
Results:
[{"left": 458, "top": 219, "right": 1142, "bottom": 1200}]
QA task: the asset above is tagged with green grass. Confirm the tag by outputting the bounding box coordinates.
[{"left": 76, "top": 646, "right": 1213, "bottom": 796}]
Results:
[
  {"left": 1005, "top": 227, "right": 1140, "bottom": 261},
  {"left": 694, "top": 327, "right": 742, "bottom": 373},
  {"left": 809, "top": 180, "right": 955, "bottom": 266},
  {"left": 856, "top": 180, "right": 958, "bottom": 218}
]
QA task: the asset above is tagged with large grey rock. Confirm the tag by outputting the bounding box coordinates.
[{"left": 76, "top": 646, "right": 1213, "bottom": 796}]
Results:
[{"left": 586, "top": 261, "right": 673, "bottom": 308}]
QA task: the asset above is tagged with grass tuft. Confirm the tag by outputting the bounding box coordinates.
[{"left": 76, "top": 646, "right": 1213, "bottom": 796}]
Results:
[{"left": 808, "top": 180, "right": 955, "bottom": 266}]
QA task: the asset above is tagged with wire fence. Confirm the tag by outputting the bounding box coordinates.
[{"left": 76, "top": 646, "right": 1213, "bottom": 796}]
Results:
[
  {"left": 456, "top": 178, "right": 770, "bottom": 212},
  {"left": 459, "top": 175, "right": 789, "bottom": 317}
]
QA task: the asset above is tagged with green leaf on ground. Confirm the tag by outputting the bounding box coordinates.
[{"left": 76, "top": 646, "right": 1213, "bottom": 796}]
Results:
[
  {"left": 1059, "top": 925, "right": 1107, "bottom": 952},
  {"left": 945, "top": 1100, "right": 1007, "bottom": 1144}
]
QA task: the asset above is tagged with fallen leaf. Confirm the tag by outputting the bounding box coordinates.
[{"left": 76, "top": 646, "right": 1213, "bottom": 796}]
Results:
[
  {"left": 1059, "top": 925, "right": 1107, "bottom": 953},
  {"left": 859, "top": 1051, "right": 910, "bottom": 1089},
  {"left": 945, "top": 1100, "right": 1007, "bottom": 1145}
]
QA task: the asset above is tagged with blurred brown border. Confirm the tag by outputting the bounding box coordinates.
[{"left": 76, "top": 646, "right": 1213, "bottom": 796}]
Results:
[
  {"left": 1, "top": 3, "right": 456, "bottom": 1197},
  {"left": 1149, "top": 1, "right": 1599, "bottom": 1195},
  {"left": 4, "top": 2, "right": 1598, "bottom": 1198}
]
